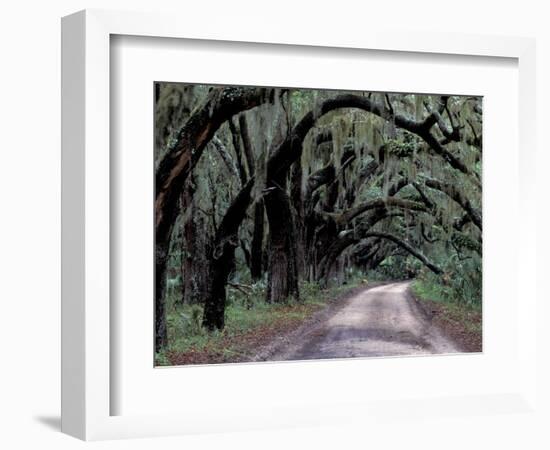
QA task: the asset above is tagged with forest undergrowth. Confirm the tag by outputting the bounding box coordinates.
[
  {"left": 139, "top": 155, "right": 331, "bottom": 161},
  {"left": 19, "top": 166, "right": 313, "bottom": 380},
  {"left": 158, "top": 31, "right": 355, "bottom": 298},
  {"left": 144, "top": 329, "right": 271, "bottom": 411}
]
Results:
[
  {"left": 153, "top": 84, "right": 483, "bottom": 361},
  {"left": 411, "top": 273, "right": 482, "bottom": 352},
  {"left": 156, "top": 277, "right": 366, "bottom": 366}
]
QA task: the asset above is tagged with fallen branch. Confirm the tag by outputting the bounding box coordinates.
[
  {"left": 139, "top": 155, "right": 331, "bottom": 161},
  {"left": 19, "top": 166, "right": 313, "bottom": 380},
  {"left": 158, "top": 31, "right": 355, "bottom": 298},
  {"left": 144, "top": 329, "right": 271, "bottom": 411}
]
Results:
[{"left": 228, "top": 282, "right": 253, "bottom": 295}]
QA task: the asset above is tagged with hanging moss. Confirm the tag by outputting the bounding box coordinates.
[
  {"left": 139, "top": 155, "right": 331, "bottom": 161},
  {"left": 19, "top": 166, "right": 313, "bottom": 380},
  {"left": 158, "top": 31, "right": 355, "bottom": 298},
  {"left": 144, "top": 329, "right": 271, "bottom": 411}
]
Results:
[{"left": 155, "top": 83, "right": 483, "bottom": 352}]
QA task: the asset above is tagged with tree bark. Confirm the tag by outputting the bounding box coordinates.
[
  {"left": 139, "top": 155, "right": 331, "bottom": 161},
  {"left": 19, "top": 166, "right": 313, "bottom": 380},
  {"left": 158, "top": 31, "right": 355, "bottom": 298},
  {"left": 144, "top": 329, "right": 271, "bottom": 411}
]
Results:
[
  {"left": 361, "top": 231, "right": 443, "bottom": 274},
  {"left": 317, "top": 207, "right": 399, "bottom": 283},
  {"left": 265, "top": 179, "right": 300, "bottom": 303},
  {"left": 424, "top": 178, "right": 482, "bottom": 231},
  {"left": 202, "top": 180, "right": 255, "bottom": 330},
  {"left": 182, "top": 212, "right": 211, "bottom": 305},
  {"left": 250, "top": 199, "right": 265, "bottom": 281},
  {"left": 291, "top": 161, "right": 306, "bottom": 277},
  {"left": 238, "top": 114, "right": 256, "bottom": 178},
  {"left": 267, "top": 94, "right": 472, "bottom": 185},
  {"left": 179, "top": 174, "right": 211, "bottom": 305},
  {"left": 261, "top": 93, "right": 456, "bottom": 294},
  {"left": 318, "top": 231, "right": 358, "bottom": 285},
  {"left": 155, "top": 203, "right": 179, "bottom": 351},
  {"left": 329, "top": 197, "right": 425, "bottom": 226},
  {"left": 238, "top": 113, "right": 265, "bottom": 281},
  {"left": 155, "top": 87, "right": 271, "bottom": 352},
  {"left": 229, "top": 119, "right": 248, "bottom": 186}
]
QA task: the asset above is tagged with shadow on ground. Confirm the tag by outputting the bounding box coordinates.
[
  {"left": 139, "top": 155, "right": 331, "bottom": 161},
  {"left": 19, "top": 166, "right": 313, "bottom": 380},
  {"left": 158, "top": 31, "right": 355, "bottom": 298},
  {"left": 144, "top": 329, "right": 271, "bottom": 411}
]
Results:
[{"left": 34, "top": 415, "right": 61, "bottom": 431}]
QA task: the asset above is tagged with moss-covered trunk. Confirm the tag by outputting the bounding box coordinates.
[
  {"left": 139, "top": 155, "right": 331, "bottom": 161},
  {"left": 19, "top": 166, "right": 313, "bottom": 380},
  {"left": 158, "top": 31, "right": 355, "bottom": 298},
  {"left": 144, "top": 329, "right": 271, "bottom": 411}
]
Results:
[
  {"left": 182, "top": 212, "right": 211, "bottom": 305},
  {"left": 250, "top": 200, "right": 265, "bottom": 281},
  {"left": 154, "top": 87, "right": 271, "bottom": 352},
  {"left": 202, "top": 180, "right": 254, "bottom": 330},
  {"left": 265, "top": 179, "right": 300, "bottom": 303}
]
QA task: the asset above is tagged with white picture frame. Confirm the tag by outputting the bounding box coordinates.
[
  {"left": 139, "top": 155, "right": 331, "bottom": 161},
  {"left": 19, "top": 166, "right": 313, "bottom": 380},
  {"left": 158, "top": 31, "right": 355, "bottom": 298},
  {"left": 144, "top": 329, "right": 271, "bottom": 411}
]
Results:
[{"left": 61, "top": 9, "right": 537, "bottom": 441}]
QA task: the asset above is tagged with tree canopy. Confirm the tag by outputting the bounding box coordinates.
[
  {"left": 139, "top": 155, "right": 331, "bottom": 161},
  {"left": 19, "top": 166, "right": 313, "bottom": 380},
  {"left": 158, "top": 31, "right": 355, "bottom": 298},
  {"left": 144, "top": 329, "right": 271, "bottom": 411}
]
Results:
[{"left": 154, "top": 83, "right": 482, "bottom": 353}]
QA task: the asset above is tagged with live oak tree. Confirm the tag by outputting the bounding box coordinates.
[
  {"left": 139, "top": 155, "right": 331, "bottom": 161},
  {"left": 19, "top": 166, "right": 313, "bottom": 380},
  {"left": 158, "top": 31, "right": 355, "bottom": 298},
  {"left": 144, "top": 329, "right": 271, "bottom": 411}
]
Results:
[
  {"left": 154, "top": 83, "right": 482, "bottom": 352},
  {"left": 154, "top": 86, "right": 275, "bottom": 350}
]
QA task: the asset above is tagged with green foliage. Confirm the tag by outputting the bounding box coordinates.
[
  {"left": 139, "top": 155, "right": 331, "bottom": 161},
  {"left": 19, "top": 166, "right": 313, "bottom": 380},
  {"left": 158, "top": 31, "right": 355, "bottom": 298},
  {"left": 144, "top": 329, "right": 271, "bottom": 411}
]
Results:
[
  {"left": 451, "top": 232, "right": 481, "bottom": 254},
  {"left": 154, "top": 350, "right": 171, "bottom": 366},
  {"left": 367, "top": 255, "right": 418, "bottom": 280},
  {"left": 299, "top": 280, "right": 322, "bottom": 301},
  {"left": 155, "top": 83, "right": 483, "bottom": 363},
  {"left": 413, "top": 264, "right": 481, "bottom": 308},
  {"left": 227, "top": 280, "right": 266, "bottom": 309},
  {"left": 156, "top": 278, "right": 367, "bottom": 365},
  {"left": 385, "top": 134, "right": 417, "bottom": 158},
  {"left": 411, "top": 278, "right": 482, "bottom": 337},
  {"left": 412, "top": 276, "right": 453, "bottom": 304}
]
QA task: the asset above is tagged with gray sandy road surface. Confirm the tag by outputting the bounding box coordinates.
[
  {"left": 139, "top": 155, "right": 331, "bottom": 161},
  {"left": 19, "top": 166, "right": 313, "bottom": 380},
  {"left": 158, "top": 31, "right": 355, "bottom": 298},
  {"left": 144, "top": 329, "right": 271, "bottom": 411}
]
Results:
[{"left": 271, "top": 281, "right": 458, "bottom": 361}]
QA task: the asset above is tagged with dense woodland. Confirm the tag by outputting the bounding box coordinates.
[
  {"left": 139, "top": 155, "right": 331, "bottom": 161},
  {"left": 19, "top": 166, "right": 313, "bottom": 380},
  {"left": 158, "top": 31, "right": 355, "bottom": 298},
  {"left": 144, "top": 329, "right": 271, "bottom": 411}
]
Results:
[{"left": 154, "top": 83, "right": 482, "bottom": 357}]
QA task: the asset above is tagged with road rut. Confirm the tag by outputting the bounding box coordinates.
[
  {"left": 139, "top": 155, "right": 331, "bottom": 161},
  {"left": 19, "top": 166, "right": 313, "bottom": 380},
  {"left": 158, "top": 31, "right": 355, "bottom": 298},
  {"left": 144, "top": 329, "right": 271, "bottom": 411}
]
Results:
[{"left": 270, "top": 281, "right": 458, "bottom": 361}]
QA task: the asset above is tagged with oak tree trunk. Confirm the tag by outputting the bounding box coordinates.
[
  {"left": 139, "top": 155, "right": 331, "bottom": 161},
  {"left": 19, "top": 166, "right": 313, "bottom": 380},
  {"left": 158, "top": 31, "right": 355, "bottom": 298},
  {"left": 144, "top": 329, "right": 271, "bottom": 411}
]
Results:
[
  {"left": 183, "top": 212, "right": 211, "bottom": 305},
  {"left": 265, "top": 180, "right": 300, "bottom": 303},
  {"left": 202, "top": 180, "right": 254, "bottom": 330},
  {"left": 250, "top": 200, "right": 265, "bottom": 281},
  {"left": 155, "top": 87, "right": 272, "bottom": 352}
]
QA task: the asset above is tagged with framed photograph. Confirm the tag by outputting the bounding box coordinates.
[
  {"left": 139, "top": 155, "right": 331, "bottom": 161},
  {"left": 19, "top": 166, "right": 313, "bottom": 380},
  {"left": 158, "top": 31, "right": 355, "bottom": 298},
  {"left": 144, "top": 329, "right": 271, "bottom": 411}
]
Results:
[{"left": 62, "top": 9, "right": 537, "bottom": 441}]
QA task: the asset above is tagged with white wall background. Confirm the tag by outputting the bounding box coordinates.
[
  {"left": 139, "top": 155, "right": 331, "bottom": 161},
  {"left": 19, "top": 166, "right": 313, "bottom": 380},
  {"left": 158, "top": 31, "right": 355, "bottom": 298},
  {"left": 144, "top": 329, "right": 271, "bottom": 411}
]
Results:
[{"left": 0, "top": 1, "right": 547, "bottom": 449}]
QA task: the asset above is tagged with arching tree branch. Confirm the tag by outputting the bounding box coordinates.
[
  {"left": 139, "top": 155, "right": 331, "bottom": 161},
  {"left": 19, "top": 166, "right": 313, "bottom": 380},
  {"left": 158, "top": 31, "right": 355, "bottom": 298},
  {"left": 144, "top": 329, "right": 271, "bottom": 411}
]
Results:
[
  {"left": 424, "top": 178, "right": 482, "bottom": 231},
  {"left": 154, "top": 86, "right": 272, "bottom": 352},
  {"left": 202, "top": 178, "right": 255, "bottom": 330},
  {"left": 327, "top": 197, "right": 426, "bottom": 226},
  {"left": 267, "top": 94, "right": 472, "bottom": 185},
  {"left": 360, "top": 231, "right": 442, "bottom": 274}
]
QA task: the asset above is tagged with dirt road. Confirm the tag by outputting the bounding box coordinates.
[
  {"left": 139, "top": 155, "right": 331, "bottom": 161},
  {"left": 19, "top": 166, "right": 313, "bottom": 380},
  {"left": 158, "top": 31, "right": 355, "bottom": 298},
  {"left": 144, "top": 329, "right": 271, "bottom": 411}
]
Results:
[{"left": 268, "top": 281, "right": 459, "bottom": 361}]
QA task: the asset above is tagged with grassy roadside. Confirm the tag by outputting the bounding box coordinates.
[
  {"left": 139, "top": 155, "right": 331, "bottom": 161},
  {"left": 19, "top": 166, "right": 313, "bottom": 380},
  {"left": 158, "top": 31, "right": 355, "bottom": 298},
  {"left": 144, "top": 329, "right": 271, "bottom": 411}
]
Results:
[
  {"left": 411, "top": 278, "right": 482, "bottom": 352},
  {"left": 156, "top": 279, "right": 365, "bottom": 366}
]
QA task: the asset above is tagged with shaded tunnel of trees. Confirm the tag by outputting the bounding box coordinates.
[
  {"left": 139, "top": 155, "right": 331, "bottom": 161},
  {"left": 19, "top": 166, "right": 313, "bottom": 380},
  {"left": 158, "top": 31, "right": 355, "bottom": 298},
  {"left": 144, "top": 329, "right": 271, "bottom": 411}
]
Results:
[{"left": 154, "top": 84, "right": 482, "bottom": 353}]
